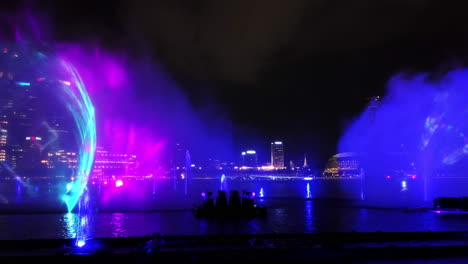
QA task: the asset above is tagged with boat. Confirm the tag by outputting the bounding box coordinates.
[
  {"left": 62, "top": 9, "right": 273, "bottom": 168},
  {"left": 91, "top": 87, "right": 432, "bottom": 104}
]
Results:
[{"left": 192, "top": 190, "right": 267, "bottom": 218}]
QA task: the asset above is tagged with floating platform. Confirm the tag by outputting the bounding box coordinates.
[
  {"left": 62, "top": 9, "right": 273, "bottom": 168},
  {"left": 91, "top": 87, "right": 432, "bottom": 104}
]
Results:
[
  {"left": 193, "top": 190, "right": 267, "bottom": 218},
  {"left": 192, "top": 205, "right": 267, "bottom": 218}
]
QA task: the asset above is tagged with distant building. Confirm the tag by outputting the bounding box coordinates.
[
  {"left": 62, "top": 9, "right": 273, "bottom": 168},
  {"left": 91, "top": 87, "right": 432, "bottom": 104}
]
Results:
[
  {"left": 322, "top": 152, "right": 361, "bottom": 177},
  {"left": 18, "top": 136, "right": 44, "bottom": 174},
  {"left": 92, "top": 147, "right": 137, "bottom": 178},
  {"left": 241, "top": 150, "right": 257, "bottom": 167},
  {"left": 46, "top": 150, "right": 77, "bottom": 170},
  {"left": 0, "top": 117, "right": 7, "bottom": 163},
  {"left": 270, "top": 141, "right": 285, "bottom": 168},
  {"left": 0, "top": 46, "right": 76, "bottom": 177}
]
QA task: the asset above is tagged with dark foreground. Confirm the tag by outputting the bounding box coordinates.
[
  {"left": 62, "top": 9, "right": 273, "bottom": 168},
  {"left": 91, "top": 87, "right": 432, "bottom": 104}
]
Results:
[{"left": 2, "top": 232, "right": 468, "bottom": 263}]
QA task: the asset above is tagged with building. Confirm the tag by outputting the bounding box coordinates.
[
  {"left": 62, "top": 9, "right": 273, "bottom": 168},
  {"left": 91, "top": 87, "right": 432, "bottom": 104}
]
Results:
[
  {"left": 241, "top": 150, "right": 257, "bottom": 167},
  {"left": 322, "top": 152, "right": 361, "bottom": 177},
  {"left": 46, "top": 150, "right": 77, "bottom": 170},
  {"left": 91, "top": 147, "right": 137, "bottom": 178},
  {"left": 0, "top": 117, "right": 7, "bottom": 163},
  {"left": 0, "top": 46, "right": 79, "bottom": 177},
  {"left": 270, "top": 141, "right": 285, "bottom": 169}
]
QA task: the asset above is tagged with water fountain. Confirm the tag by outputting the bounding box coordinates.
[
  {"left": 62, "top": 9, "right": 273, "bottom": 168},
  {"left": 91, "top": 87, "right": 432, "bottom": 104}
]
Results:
[
  {"left": 0, "top": 43, "right": 96, "bottom": 248},
  {"left": 184, "top": 150, "right": 191, "bottom": 196},
  {"left": 220, "top": 174, "right": 227, "bottom": 191},
  {"left": 259, "top": 187, "right": 265, "bottom": 198},
  {"left": 339, "top": 70, "right": 468, "bottom": 208}
]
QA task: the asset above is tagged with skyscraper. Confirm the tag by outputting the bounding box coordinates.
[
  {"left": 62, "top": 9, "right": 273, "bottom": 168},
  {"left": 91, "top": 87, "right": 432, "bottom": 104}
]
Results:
[
  {"left": 271, "top": 141, "right": 285, "bottom": 169},
  {"left": 0, "top": 45, "right": 77, "bottom": 177},
  {"left": 367, "top": 96, "right": 380, "bottom": 123},
  {"left": 241, "top": 150, "right": 257, "bottom": 167}
]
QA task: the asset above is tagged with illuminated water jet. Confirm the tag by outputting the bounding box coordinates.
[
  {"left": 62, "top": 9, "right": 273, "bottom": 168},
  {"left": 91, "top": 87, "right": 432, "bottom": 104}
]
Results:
[
  {"left": 220, "top": 174, "right": 227, "bottom": 191},
  {"left": 306, "top": 183, "right": 311, "bottom": 199},
  {"left": 259, "top": 187, "right": 265, "bottom": 198},
  {"left": 339, "top": 69, "right": 468, "bottom": 206}
]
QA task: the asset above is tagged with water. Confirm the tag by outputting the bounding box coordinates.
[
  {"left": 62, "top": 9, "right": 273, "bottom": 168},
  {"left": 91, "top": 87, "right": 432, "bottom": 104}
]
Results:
[
  {"left": 1, "top": 177, "right": 468, "bottom": 241},
  {"left": 1, "top": 198, "right": 468, "bottom": 240}
]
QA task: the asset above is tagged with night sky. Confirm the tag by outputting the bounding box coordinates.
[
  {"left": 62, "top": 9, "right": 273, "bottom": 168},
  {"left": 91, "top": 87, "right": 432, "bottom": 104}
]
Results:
[{"left": 5, "top": 0, "right": 468, "bottom": 166}]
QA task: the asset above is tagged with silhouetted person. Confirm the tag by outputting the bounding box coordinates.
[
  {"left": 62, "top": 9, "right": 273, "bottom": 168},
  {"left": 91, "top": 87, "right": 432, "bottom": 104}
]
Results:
[
  {"left": 229, "top": 190, "right": 241, "bottom": 208},
  {"left": 216, "top": 190, "right": 227, "bottom": 208}
]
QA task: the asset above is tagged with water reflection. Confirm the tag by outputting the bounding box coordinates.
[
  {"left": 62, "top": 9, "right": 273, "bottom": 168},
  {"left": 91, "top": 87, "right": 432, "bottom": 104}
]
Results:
[
  {"left": 199, "top": 218, "right": 208, "bottom": 235},
  {"left": 306, "top": 183, "right": 311, "bottom": 198},
  {"left": 304, "top": 200, "right": 314, "bottom": 232},
  {"left": 247, "top": 219, "right": 258, "bottom": 234},
  {"left": 110, "top": 213, "right": 127, "bottom": 237},
  {"left": 62, "top": 212, "right": 77, "bottom": 239}
]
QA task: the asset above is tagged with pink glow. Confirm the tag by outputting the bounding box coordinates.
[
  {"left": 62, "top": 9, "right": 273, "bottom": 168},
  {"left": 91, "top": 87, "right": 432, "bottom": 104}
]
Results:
[
  {"left": 56, "top": 46, "right": 169, "bottom": 176},
  {"left": 104, "top": 181, "right": 108, "bottom": 185},
  {"left": 115, "top": 180, "right": 123, "bottom": 187},
  {"left": 386, "top": 175, "right": 391, "bottom": 179},
  {"left": 54, "top": 41, "right": 235, "bottom": 180}
]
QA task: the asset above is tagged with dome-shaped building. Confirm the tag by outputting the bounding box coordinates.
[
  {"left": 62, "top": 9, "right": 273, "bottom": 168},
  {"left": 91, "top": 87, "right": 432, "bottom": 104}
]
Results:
[{"left": 322, "top": 152, "right": 362, "bottom": 177}]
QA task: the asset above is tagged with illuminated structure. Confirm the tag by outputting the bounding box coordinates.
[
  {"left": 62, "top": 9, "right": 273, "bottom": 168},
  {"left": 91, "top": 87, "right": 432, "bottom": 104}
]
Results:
[
  {"left": 271, "top": 141, "right": 285, "bottom": 168},
  {"left": 322, "top": 152, "right": 361, "bottom": 177},
  {"left": 0, "top": 44, "right": 97, "bottom": 223},
  {"left": 92, "top": 146, "right": 137, "bottom": 178},
  {"left": 0, "top": 118, "right": 7, "bottom": 163},
  {"left": 241, "top": 150, "right": 257, "bottom": 167},
  {"left": 0, "top": 47, "right": 80, "bottom": 177},
  {"left": 46, "top": 150, "right": 77, "bottom": 170}
]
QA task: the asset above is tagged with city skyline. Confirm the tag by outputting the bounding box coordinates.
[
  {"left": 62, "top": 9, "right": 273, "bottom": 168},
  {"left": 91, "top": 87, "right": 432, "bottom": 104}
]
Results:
[{"left": 5, "top": 1, "right": 468, "bottom": 165}]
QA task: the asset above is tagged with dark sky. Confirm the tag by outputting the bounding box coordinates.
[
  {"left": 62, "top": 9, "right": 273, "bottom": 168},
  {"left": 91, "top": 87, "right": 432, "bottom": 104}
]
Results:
[{"left": 5, "top": 0, "right": 468, "bottom": 166}]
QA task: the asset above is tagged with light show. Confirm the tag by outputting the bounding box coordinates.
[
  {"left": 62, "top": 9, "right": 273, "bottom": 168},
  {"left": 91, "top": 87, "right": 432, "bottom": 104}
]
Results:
[
  {"left": 339, "top": 70, "right": 468, "bottom": 206},
  {"left": 5, "top": 3, "right": 468, "bottom": 261}
]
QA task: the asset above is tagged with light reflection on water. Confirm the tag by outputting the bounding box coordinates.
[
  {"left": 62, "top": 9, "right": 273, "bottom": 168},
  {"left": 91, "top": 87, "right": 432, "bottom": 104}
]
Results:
[
  {"left": 4, "top": 178, "right": 468, "bottom": 240},
  {"left": 1, "top": 199, "right": 468, "bottom": 240},
  {"left": 305, "top": 200, "right": 314, "bottom": 233},
  {"left": 110, "top": 213, "right": 127, "bottom": 237},
  {"left": 62, "top": 212, "right": 77, "bottom": 239}
]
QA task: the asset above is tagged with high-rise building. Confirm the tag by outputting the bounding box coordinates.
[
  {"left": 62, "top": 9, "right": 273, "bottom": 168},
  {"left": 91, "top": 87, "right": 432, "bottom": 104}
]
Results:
[
  {"left": 0, "top": 117, "right": 7, "bottom": 163},
  {"left": 0, "top": 46, "right": 77, "bottom": 177},
  {"left": 270, "top": 141, "right": 285, "bottom": 168},
  {"left": 367, "top": 96, "right": 380, "bottom": 123},
  {"left": 241, "top": 150, "right": 257, "bottom": 167}
]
